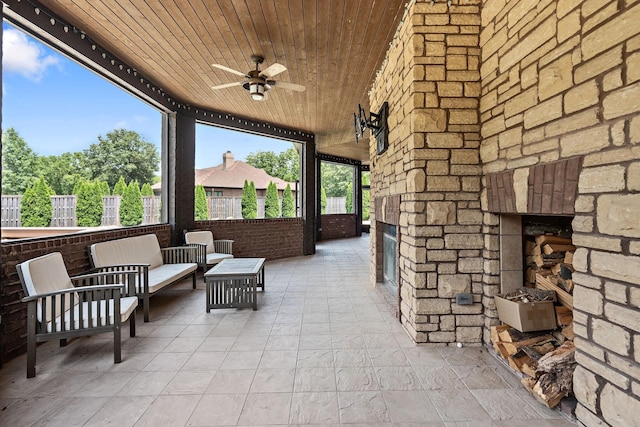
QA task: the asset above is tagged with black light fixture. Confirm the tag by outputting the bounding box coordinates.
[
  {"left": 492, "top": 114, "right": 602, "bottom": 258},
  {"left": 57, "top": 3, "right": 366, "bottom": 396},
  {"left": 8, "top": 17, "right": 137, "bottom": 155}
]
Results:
[{"left": 354, "top": 102, "right": 389, "bottom": 155}]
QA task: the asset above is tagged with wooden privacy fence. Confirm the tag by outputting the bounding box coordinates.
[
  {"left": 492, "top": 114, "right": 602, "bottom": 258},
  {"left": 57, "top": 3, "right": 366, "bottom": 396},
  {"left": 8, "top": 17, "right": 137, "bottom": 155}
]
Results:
[
  {"left": 1, "top": 195, "right": 161, "bottom": 227},
  {"left": 101, "top": 196, "right": 121, "bottom": 226},
  {"left": 208, "top": 197, "right": 268, "bottom": 219},
  {"left": 2, "top": 193, "right": 337, "bottom": 225},
  {"left": 51, "top": 196, "right": 77, "bottom": 227},
  {"left": 326, "top": 197, "right": 348, "bottom": 214},
  {"left": 1, "top": 195, "right": 21, "bottom": 227}
]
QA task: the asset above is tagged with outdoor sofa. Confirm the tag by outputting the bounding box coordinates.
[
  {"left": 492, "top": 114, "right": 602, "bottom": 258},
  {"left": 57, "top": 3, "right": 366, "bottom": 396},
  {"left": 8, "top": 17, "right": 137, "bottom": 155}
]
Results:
[{"left": 90, "top": 233, "right": 198, "bottom": 322}]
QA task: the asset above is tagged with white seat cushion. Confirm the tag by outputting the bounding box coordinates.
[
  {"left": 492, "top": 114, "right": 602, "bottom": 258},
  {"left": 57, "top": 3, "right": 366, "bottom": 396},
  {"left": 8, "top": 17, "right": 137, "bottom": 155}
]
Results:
[
  {"left": 144, "top": 263, "right": 198, "bottom": 294},
  {"left": 206, "top": 253, "right": 234, "bottom": 266},
  {"left": 45, "top": 296, "right": 138, "bottom": 333}
]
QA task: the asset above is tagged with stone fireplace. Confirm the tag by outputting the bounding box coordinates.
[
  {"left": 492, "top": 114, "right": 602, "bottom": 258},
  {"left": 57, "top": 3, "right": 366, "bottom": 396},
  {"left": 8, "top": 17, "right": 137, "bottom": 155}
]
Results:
[
  {"left": 373, "top": 195, "right": 401, "bottom": 315},
  {"left": 367, "top": 0, "right": 640, "bottom": 424}
]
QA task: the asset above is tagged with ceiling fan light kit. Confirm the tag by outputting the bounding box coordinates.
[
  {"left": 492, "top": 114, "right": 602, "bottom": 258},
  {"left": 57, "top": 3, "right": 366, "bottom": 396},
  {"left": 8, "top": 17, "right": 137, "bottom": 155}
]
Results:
[{"left": 212, "top": 55, "right": 305, "bottom": 101}]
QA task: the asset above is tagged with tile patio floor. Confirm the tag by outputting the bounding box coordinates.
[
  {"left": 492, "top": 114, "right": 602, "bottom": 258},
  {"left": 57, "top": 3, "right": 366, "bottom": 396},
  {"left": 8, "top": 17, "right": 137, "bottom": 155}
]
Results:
[{"left": 0, "top": 235, "right": 577, "bottom": 426}]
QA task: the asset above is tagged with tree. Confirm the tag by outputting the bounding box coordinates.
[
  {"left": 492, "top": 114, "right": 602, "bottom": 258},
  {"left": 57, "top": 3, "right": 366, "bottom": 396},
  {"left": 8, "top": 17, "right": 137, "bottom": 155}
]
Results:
[
  {"left": 264, "top": 182, "right": 280, "bottom": 218},
  {"left": 140, "top": 182, "right": 154, "bottom": 196},
  {"left": 20, "top": 177, "right": 54, "bottom": 227},
  {"left": 76, "top": 181, "right": 103, "bottom": 227},
  {"left": 241, "top": 180, "right": 257, "bottom": 219},
  {"left": 195, "top": 184, "right": 209, "bottom": 221},
  {"left": 39, "top": 152, "right": 88, "bottom": 195},
  {"left": 281, "top": 183, "right": 295, "bottom": 217},
  {"left": 120, "top": 180, "right": 143, "bottom": 226},
  {"left": 249, "top": 181, "right": 258, "bottom": 218},
  {"left": 97, "top": 180, "right": 111, "bottom": 197},
  {"left": 362, "top": 172, "right": 370, "bottom": 220},
  {"left": 320, "top": 162, "right": 354, "bottom": 197},
  {"left": 362, "top": 188, "right": 370, "bottom": 220},
  {"left": 2, "top": 128, "right": 40, "bottom": 194},
  {"left": 321, "top": 186, "right": 327, "bottom": 214},
  {"left": 113, "top": 176, "right": 127, "bottom": 196},
  {"left": 83, "top": 129, "right": 159, "bottom": 189},
  {"left": 245, "top": 147, "right": 299, "bottom": 182}
]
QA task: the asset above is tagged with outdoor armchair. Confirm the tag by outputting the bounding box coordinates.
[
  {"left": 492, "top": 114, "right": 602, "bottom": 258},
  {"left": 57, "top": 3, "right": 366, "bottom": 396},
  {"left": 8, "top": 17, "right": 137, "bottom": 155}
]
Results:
[
  {"left": 184, "top": 230, "right": 234, "bottom": 272},
  {"left": 16, "top": 252, "right": 138, "bottom": 378}
]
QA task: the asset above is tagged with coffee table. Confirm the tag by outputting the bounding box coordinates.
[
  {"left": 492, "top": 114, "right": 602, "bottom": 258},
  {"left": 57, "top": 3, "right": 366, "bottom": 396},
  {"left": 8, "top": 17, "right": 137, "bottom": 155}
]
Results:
[{"left": 204, "top": 258, "right": 265, "bottom": 311}]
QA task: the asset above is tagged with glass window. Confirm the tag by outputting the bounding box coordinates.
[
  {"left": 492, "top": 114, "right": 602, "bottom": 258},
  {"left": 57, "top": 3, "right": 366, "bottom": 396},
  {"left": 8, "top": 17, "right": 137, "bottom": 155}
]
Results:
[
  {"left": 320, "top": 161, "right": 356, "bottom": 214},
  {"left": 194, "top": 123, "right": 301, "bottom": 220},
  {"left": 1, "top": 23, "right": 163, "bottom": 239}
]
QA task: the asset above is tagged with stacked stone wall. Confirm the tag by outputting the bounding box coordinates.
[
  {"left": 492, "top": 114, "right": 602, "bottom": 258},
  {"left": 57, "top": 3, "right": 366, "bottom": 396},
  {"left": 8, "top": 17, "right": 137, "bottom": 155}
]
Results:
[
  {"left": 369, "top": 0, "right": 485, "bottom": 345},
  {"left": 481, "top": 0, "right": 640, "bottom": 424}
]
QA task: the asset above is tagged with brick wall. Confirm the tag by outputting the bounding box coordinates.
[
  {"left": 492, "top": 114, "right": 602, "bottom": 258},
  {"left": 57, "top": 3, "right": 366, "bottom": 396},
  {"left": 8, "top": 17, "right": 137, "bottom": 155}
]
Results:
[
  {"left": 481, "top": 0, "right": 640, "bottom": 424},
  {"left": 318, "top": 214, "right": 357, "bottom": 241},
  {"left": 369, "top": 0, "right": 485, "bottom": 345},
  {"left": 0, "top": 224, "right": 171, "bottom": 362},
  {"left": 194, "top": 218, "right": 304, "bottom": 260}
]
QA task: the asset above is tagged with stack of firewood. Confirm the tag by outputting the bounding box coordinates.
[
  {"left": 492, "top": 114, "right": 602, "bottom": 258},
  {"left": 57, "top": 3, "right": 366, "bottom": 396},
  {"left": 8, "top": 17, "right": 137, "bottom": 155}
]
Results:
[
  {"left": 491, "top": 306, "right": 576, "bottom": 408},
  {"left": 525, "top": 234, "right": 575, "bottom": 290},
  {"left": 525, "top": 234, "right": 575, "bottom": 312}
]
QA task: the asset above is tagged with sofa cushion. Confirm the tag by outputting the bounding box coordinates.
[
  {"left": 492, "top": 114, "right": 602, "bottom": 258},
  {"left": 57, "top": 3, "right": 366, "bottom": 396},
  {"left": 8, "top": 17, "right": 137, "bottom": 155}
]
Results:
[
  {"left": 46, "top": 296, "right": 138, "bottom": 333},
  {"left": 90, "top": 234, "right": 164, "bottom": 269},
  {"left": 206, "top": 252, "right": 233, "bottom": 266},
  {"left": 145, "top": 263, "right": 198, "bottom": 294}
]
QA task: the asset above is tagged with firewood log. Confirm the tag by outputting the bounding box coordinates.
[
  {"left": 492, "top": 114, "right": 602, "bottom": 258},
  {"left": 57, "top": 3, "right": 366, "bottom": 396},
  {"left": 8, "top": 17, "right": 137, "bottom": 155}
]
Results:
[
  {"left": 543, "top": 243, "right": 577, "bottom": 254},
  {"left": 535, "top": 235, "right": 572, "bottom": 246}
]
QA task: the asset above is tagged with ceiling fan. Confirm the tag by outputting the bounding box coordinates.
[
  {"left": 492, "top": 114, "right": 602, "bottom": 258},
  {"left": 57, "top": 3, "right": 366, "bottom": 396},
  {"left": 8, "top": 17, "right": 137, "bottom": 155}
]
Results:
[{"left": 211, "top": 55, "right": 306, "bottom": 100}]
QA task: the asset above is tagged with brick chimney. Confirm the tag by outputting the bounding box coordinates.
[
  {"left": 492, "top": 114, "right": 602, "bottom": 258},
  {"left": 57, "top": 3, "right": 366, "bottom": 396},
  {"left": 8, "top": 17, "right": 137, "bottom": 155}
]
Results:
[{"left": 222, "top": 151, "right": 234, "bottom": 170}]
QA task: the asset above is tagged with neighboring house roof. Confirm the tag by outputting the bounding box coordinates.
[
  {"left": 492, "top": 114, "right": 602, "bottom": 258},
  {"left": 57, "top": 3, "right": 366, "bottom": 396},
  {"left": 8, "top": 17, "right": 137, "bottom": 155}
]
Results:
[{"left": 153, "top": 151, "right": 295, "bottom": 191}]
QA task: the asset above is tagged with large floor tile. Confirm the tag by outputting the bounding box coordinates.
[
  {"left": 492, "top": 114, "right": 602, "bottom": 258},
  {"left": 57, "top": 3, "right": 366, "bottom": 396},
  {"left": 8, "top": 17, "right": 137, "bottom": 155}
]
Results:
[
  {"left": 337, "top": 390, "right": 390, "bottom": 424},
  {"left": 237, "top": 392, "right": 292, "bottom": 425},
  {"left": 0, "top": 236, "right": 576, "bottom": 427}
]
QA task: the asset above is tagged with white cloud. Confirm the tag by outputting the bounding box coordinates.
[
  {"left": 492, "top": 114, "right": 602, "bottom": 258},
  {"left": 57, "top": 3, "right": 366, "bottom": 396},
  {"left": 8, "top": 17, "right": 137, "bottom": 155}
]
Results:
[{"left": 3, "top": 28, "right": 61, "bottom": 82}]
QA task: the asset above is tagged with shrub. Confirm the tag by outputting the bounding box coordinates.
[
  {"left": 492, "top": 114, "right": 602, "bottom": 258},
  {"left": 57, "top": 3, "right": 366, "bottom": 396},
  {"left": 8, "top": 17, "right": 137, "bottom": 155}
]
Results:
[
  {"left": 281, "top": 183, "right": 295, "bottom": 217},
  {"left": 112, "top": 176, "right": 127, "bottom": 196},
  {"left": 264, "top": 182, "right": 280, "bottom": 218},
  {"left": 120, "top": 180, "right": 143, "bottom": 226},
  {"left": 97, "top": 180, "right": 110, "bottom": 196},
  {"left": 241, "top": 180, "right": 257, "bottom": 219},
  {"left": 76, "top": 181, "right": 103, "bottom": 226},
  {"left": 20, "top": 177, "right": 54, "bottom": 227},
  {"left": 195, "top": 184, "right": 209, "bottom": 220},
  {"left": 140, "top": 182, "right": 154, "bottom": 196},
  {"left": 346, "top": 182, "right": 353, "bottom": 213},
  {"left": 321, "top": 186, "right": 327, "bottom": 214}
]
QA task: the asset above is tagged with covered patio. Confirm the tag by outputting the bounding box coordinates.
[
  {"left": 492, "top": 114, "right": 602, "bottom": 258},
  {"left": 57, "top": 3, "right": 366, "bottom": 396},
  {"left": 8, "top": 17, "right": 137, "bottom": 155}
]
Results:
[
  {"left": 3, "top": 0, "right": 640, "bottom": 424},
  {"left": 0, "top": 236, "right": 574, "bottom": 426}
]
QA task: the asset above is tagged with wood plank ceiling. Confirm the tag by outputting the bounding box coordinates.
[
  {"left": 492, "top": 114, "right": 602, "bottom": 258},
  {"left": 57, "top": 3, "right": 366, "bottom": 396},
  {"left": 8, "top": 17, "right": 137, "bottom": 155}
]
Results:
[{"left": 41, "top": 0, "right": 408, "bottom": 162}]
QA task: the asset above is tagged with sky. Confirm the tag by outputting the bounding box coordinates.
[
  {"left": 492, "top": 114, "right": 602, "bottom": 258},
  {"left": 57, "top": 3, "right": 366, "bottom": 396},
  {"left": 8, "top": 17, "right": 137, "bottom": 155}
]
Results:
[{"left": 2, "top": 23, "right": 295, "bottom": 170}]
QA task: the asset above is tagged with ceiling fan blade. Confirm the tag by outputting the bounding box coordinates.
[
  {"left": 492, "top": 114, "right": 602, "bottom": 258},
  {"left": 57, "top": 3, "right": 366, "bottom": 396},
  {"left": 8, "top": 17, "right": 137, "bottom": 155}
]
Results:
[
  {"left": 272, "top": 80, "right": 306, "bottom": 92},
  {"left": 261, "top": 62, "right": 287, "bottom": 77},
  {"left": 212, "top": 63, "right": 248, "bottom": 77},
  {"left": 211, "top": 81, "right": 243, "bottom": 90}
]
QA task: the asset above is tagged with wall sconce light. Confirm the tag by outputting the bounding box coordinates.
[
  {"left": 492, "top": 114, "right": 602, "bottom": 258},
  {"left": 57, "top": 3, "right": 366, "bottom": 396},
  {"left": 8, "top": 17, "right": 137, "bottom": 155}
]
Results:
[{"left": 354, "top": 102, "right": 389, "bottom": 155}]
